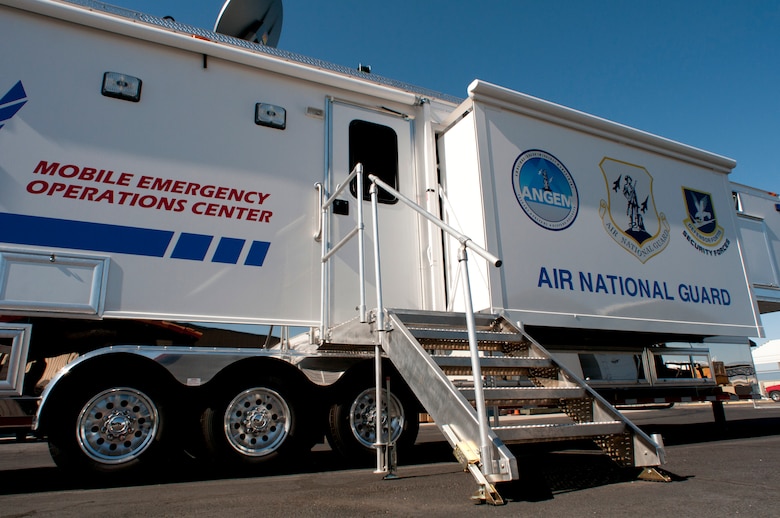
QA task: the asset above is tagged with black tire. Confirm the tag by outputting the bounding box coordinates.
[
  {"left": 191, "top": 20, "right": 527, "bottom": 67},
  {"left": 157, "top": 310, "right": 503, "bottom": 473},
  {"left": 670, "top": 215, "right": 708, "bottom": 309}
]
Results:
[
  {"left": 770, "top": 391, "right": 780, "bottom": 403},
  {"left": 200, "top": 376, "right": 312, "bottom": 467},
  {"left": 47, "top": 380, "right": 167, "bottom": 475},
  {"left": 327, "top": 373, "right": 419, "bottom": 459}
]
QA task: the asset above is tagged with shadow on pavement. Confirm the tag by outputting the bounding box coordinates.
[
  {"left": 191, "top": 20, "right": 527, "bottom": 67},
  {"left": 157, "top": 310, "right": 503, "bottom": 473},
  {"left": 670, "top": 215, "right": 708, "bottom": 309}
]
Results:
[
  {"left": 641, "top": 416, "right": 780, "bottom": 446},
  {"left": 0, "top": 441, "right": 455, "bottom": 496},
  {"left": 1, "top": 417, "right": 778, "bottom": 499}
]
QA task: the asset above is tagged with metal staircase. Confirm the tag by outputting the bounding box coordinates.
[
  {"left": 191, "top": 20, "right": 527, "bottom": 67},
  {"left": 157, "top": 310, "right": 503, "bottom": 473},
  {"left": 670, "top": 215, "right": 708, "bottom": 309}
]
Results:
[
  {"left": 317, "top": 166, "right": 665, "bottom": 504},
  {"left": 380, "top": 308, "right": 666, "bottom": 504}
]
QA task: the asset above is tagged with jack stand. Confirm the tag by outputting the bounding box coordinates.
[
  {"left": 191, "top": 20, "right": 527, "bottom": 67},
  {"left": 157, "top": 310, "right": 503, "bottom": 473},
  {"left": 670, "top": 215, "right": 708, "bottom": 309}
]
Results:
[
  {"left": 381, "top": 376, "right": 398, "bottom": 479},
  {"left": 374, "top": 443, "right": 398, "bottom": 479},
  {"left": 383, "top": 442, "right": 398, "bottom": 480},
  {"left": 373, "top": 444, "right": 387, "bottom": 475}
]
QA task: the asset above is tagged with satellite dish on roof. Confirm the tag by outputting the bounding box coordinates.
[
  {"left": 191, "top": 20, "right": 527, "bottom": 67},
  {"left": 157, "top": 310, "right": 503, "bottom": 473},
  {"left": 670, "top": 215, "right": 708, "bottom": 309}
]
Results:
[{"left": 214, "top": 0, "right": 283, "bottom": 48}]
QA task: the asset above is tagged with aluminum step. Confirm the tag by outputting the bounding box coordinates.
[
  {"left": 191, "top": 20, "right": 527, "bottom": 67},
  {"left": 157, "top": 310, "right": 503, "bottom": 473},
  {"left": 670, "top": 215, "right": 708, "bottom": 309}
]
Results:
[
  {"left": 412, "top": 328, "right": 529, "bottom": 351},
  {"left": 392, "top": 309, "right": 499, "bottom": 330},
  {"left": 459, "top": 386, "right": 587, "bottom": 402},
  {"left": 434, "top": 355, "right": 553, "bottom": 376},
  {"left": 494, "top": 420, "right": 627, "bottom": 443},
  {"left": 378, "top": 308, "right": 664, "bottom": 500}
]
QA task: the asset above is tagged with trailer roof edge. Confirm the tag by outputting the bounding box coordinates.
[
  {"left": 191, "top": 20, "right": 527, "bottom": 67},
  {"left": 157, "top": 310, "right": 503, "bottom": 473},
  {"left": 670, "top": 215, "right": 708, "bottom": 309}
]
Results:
[
  {"left": 2, "top": 0, "right": 463, "bottom": 108},
  {"left": 467, "top": 80, "right": 737, "bottom": 173}
]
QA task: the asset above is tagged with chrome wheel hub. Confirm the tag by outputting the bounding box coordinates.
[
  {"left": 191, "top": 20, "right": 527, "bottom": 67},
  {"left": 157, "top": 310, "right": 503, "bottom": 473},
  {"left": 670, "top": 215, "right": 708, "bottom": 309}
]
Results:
[
  {"left": 349, "top": 388, "right": 404, "bottom": 448},
  {"left": 76, "top": 387, "right": 158, "bottom": 464},
  {"left": 223, "top": 387, "right": 290, "bottom": 457}
]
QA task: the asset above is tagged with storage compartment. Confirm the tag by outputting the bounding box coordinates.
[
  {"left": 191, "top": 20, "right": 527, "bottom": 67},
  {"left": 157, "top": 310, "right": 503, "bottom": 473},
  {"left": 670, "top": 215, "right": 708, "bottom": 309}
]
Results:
[
  {"left": 0, "top": 323, "right": 32, "bottom": 396},
  {"left": 0, "top": 249, "right": 109, "bottom": 315}
]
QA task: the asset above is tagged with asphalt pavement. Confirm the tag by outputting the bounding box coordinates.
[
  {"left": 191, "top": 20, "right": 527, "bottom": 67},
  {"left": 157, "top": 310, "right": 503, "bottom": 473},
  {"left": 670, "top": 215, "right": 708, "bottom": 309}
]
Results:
[{"left": 1, "top": 401, "right": 779, "bottom": 517}]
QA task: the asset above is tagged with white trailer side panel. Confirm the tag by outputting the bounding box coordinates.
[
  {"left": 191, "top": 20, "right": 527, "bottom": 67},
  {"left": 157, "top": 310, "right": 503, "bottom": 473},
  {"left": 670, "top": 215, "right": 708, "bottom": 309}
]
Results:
[
  {"left": 439, "top": 81, "right": 762, "bottom": 338},
  {"left": 0, "top": 6, "right": 325, "bottom": 325},
  {"left": 0, "top": 1, "right": 440, "bottom": 328}
]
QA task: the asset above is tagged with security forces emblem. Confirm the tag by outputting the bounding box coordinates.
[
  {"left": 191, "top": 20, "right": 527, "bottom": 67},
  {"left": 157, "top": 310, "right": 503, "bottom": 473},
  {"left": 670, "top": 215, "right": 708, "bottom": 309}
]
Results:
[{"left": 681, "top": 187, "right": 729, "bottom": 256}]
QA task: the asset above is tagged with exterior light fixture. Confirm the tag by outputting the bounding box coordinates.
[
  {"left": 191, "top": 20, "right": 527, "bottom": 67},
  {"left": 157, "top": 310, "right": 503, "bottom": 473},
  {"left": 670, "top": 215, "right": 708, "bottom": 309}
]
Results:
[
  {"left": 255, "top": 103, "right": 286, "bottom": 129},
  {"left": 101, "top": 72, "right": 142, "bottom": 102}
]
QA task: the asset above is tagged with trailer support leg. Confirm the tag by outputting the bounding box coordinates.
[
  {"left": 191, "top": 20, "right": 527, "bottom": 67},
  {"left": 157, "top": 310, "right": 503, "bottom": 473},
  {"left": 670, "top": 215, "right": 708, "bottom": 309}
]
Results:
[
  {"left": 466, "top": 464, "right": 504, "bottom": 505},
  {"left": 711, "top": 400, "right": 726, "bottom": 424}
]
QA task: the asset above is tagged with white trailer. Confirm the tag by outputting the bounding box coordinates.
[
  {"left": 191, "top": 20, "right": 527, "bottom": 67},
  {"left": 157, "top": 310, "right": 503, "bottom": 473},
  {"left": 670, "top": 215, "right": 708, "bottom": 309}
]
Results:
[
  {"left": 731, "top": 183, "right": 780, "bottom": 314},
  {"left": 0, "top": 0, "right": 775, "bottom": 504}
]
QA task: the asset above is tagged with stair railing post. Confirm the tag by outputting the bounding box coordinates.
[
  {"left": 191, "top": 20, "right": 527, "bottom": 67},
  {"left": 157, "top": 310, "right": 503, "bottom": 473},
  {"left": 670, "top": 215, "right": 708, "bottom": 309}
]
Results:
[
  {"left": 365, "top": 173, "right": 503, "bottom": 477},
  {"left": 458, "top": 244, "right": 495, "bottom": 476},
  {"left": 370, "top": 180, "right": 388, "bottom": 473},
  {"left": 355, "top": 164, "right": 367, "bottom": 323},
  {"left": 317, "top": 181, "right": 329, "bottom": 342}
]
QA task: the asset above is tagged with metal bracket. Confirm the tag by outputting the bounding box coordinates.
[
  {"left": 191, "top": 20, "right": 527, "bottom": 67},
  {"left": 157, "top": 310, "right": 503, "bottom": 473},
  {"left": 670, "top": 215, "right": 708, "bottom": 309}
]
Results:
[
  {"left": 453, "top": 441, "right": 505, "bottom": 505},
  {"left": 638, "top": 467, "right": 673, "bottom": 482},
  {"left": 467, "top": 464, "right": 505, "bottom": 505}
]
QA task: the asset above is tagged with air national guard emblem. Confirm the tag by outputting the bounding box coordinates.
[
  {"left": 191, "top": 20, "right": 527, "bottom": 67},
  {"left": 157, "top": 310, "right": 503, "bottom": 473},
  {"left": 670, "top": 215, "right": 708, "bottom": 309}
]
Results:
[
  {"left": 599, "top": 157, "right": 670, "bottom": 263},
  {"left": 681, "top": 187, "right": 729, "bottom": 256}
]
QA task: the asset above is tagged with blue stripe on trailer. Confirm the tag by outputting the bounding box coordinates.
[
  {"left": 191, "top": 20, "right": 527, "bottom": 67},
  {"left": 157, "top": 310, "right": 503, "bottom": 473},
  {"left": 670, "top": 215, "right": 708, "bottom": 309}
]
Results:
[
  {"left": 0, "top": 213, "right": 270, "bottom": 267},
  {"left": 0, "top": 81, "right": 27, "bottom": 127},
  {"left": 0, "top": 212, "right": 172, "bottom": 256},
  {"left": 245, "top": 241, "right": 271, "bottom": 266},
  {"left": 171, "top": 232, "right": 213, "bottom": 261},
  {"left": 212, "top": 237, "right": 245, "bottom": 264}
]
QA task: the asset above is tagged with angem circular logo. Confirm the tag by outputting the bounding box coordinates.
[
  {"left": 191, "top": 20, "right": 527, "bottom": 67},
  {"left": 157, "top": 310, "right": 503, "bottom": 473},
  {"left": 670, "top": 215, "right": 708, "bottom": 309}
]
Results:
[{"left": 511, "top": 149, "right": 579, "bottom": 231}]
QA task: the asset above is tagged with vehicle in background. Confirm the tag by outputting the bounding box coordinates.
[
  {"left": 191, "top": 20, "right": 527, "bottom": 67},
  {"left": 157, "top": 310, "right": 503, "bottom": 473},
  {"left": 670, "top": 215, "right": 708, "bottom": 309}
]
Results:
[{"left": 764, "top": 384, "right": 780, "bottom": 402}]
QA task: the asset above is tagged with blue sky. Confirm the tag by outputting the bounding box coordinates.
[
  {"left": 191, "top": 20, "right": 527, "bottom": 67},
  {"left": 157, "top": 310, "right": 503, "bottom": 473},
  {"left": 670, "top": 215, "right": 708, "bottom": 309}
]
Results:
[{"left": 104, "top": 0, "right": 780, "bottom": 341}]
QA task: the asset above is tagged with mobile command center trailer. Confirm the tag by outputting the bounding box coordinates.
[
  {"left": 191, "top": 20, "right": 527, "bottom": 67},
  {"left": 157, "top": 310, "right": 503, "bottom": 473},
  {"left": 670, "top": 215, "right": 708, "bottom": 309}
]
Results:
[
  {"left": 732, "top": 183, "right": 780, "bottom": 315},
  {"left": 0, "top": 0, "right": 774, "bottom": 505}
]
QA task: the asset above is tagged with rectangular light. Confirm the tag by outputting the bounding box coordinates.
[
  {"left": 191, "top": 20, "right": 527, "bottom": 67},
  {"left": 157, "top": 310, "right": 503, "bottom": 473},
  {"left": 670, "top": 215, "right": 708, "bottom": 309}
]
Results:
[
  {"left": 101, "top": 72, "right": 142, "bottom": 102},
  {"left": 255, "top": 103, "right": 286, "bottom": 129}
]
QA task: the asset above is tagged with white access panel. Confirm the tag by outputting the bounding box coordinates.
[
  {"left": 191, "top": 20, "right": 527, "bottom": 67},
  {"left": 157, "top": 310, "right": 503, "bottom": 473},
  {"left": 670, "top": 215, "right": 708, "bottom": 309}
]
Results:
[
  {"left": 439, "top": 81, "right": 761, "bottom": 338},
  {"left": 437, "top": 110, "right": 492, "bottom": 312},
  {"left": 738, "top": 217, "right": 779, "bottom": 288},
  {"left": 0, "top": 249, "right": 108, "bottom": 314},
  {"left": 0, "top": 323, "right": 32, "bottom": 396}
]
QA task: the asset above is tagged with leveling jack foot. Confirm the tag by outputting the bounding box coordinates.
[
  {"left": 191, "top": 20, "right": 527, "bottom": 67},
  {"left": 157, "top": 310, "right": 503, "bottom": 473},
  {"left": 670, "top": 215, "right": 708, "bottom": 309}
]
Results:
[
  {"left": 374, "top": 442, "right": 398, "bottom": 479},
  {"left": 470, "top": 484, "right": 504, "bottom": 506},
  {"left": 638, "top": 467, "right": 672, "bottom": 482}
]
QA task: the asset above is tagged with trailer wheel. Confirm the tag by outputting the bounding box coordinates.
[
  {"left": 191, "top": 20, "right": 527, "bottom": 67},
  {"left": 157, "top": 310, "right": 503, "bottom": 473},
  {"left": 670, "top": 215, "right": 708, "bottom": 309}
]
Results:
[
  {"left": 327, "top": 378, "right": 419, "bottom": 459},
  {"left": 47, "top": 383, "right": 166, "bottom": 474},
  {"left": 201, "top": 377, "right": 309, "bottom": 466}
]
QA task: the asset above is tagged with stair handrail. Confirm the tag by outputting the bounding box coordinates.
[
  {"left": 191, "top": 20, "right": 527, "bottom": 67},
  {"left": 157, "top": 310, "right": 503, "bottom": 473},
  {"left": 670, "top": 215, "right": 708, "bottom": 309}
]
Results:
[
  {"left": 369, "top": 176, "right": 501, "bottom": 268},
  {"left": 368, "top": 173, "right": 503, "bottom": 477},
  {"left": 500, "top": 314, "right": 667, "bottom": 466},
  {"left": 316, "top": 163, "right": 368, "bottom": 341},
  {"left": 316, "top": 163, "right": 504, "bottom": 476}
]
